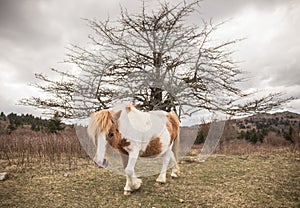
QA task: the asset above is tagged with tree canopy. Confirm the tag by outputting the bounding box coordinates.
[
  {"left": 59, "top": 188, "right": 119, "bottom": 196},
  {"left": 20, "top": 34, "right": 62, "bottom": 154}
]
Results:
[{"left": 21, "top": 0, "right": 292, "bottom": 119}]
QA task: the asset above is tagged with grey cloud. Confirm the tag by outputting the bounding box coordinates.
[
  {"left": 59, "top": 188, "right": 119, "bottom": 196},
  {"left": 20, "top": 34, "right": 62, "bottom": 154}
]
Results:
[
  {"left": 0, "top": 0, "right": 299, "bottom": 115},
  {"left": 200, "top": 0, "right": 291, "bottom": 21},
  {"left": 0, "top": 0, "right": 61, "bottom": 50},
  {"left": 223, "top": 0, "right": 300, "bottom": 91}
]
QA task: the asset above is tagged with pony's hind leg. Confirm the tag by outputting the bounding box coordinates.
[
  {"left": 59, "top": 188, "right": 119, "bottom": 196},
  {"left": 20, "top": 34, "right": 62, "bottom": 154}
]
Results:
[
  {"left": 156, "top": 149, "right": 171, "bottom": 183},
  {"left": 170, "top": 150, "right": 179, "bottom": 178}
]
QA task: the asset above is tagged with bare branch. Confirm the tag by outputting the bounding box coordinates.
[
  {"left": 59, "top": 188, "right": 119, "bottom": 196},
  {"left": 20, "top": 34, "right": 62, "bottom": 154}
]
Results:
[{"left": 20, "top": 0, "right": 293, "bottom": 119}]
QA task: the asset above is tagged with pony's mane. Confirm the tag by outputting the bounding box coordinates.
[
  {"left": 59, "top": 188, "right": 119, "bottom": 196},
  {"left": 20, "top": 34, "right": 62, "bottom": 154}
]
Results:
[{"left": 87, "top": 110, "right": 113, "bottom": 144}]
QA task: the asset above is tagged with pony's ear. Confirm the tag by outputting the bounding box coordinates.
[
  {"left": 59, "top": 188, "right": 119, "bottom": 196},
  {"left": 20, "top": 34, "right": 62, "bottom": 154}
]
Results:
[{"left": 113, "top": 110, "right": 122, "bottom": 122}]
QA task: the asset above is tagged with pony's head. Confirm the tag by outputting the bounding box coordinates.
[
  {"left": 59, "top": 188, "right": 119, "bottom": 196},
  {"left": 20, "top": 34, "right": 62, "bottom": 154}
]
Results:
[{"left": 87, "top": 109, "right": 122, "bottom": 168}]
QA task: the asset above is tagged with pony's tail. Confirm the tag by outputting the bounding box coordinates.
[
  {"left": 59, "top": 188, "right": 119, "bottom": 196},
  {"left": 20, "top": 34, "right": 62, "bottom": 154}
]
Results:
[
  {"left": 168, "top": 112, "right": 180, "bottom": 170},
  {"left": 172, "top": 126, "right": 180, "bottom": 164}
]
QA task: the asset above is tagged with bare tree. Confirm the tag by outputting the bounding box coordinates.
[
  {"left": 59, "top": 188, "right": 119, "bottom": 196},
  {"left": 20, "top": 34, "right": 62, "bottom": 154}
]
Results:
[{"left": 21, "top": 0, "right": 292, "bottom": 118}]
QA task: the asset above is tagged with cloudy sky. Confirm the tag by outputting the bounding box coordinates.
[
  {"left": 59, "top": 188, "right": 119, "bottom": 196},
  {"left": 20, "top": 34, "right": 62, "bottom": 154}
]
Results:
[{"left": 0, "top": 0, "right": 299, "bottom": 119}]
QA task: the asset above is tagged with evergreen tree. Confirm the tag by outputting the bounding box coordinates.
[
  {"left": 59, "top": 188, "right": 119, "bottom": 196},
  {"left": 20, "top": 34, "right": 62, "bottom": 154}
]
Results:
[
  {"left": 46, "top": 112, "right": 65, "bottom": 133},
  {"left": 194, "top": 129, "right": 206, "bottom": 144}
]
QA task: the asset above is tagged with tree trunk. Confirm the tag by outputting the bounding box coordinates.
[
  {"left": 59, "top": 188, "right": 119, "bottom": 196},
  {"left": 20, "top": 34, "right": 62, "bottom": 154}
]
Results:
[
  {"left": 150, "top": 87, "right": 163, "bottom": 110},
  {"left": 150, "top": 51, "right": 164, "bottom": 110}
]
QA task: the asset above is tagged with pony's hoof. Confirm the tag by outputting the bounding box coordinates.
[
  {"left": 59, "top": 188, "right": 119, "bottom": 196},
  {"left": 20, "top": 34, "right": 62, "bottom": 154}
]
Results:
[
  {"left": 154, "top": 182, "right": 164, "bottom": 187},
  {"left": 131, "top": 179, "right": 142, "bottom": 190},
  {"left": 124, "top": 190, "right": 131, "bottom": 195},
  {"left": 171, "top": 172, "right": 179, "bottom": 178},
  {"left": 156, "top": 176, "right": 166, "bottom": 184}
]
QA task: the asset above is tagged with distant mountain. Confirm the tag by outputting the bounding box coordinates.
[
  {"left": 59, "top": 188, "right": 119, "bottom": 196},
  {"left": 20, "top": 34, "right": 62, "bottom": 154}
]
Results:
[
  {"left": 193, "top": 111, "right": 300, "bottom": 145},
  {"left": 229, "top": 111, "right": 300, "bottom": 144},
  {"left": 233, "top": 111, "right": 300, "bottom": 132},
  {"left": 2, "top": 110, "right": 299, "bottom": 146}
]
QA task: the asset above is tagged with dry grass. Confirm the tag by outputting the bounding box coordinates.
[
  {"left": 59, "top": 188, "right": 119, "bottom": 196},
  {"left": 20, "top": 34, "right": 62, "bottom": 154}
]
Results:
[
  {"left": 191, "top": 139, "right": 299, "bottom": 156},
  {"left": 0, "top": 129, "right": 87, "bottom": 170},
  {"left": 0, "top": 131, "right": 299, "bottom": 208},
  {"left": 1, "top": 152, "right": 299, "bottom": 208}
]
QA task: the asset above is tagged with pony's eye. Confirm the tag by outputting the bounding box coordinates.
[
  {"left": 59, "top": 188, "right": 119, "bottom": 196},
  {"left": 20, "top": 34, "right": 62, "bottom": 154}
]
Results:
[{"left": 108, "top": 132, "right": 114, "bottom": 139}]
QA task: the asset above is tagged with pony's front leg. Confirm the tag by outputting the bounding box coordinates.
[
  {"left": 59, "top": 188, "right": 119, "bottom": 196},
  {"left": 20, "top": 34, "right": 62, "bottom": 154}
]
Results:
[{"left": 124, "top": 151, "right": 142, "bottom": 195}]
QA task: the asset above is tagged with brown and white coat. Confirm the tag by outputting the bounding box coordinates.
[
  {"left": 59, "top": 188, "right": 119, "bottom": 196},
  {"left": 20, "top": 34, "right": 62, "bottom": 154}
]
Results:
[{"left": 87, "top": 104, "right": 180, "bottom": 195}]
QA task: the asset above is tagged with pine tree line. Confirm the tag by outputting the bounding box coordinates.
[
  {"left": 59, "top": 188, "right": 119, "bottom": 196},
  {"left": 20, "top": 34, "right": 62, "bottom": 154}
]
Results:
[{"left": 0, "top": 112, "right": 65, "bottom": 134}]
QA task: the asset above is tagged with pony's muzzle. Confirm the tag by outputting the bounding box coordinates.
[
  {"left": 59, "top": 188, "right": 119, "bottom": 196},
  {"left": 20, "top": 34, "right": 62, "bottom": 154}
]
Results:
[
  {"left": 102, "top": 158, "right": 109, "bottom": 168},
  {"left": 94, "top": 158, "right": 109, "bottom": 168}
]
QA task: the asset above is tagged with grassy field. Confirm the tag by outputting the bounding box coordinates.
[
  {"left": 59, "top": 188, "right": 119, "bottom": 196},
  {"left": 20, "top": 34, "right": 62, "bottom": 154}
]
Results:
[{"left": 1, "top": 152, "right": 299, "bottom": 208}]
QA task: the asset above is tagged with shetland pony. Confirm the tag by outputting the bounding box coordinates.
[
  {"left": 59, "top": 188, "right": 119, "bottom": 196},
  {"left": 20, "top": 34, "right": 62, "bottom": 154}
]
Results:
[{"left": 87, "top": 104, "right": 180, "bottom": 195}]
